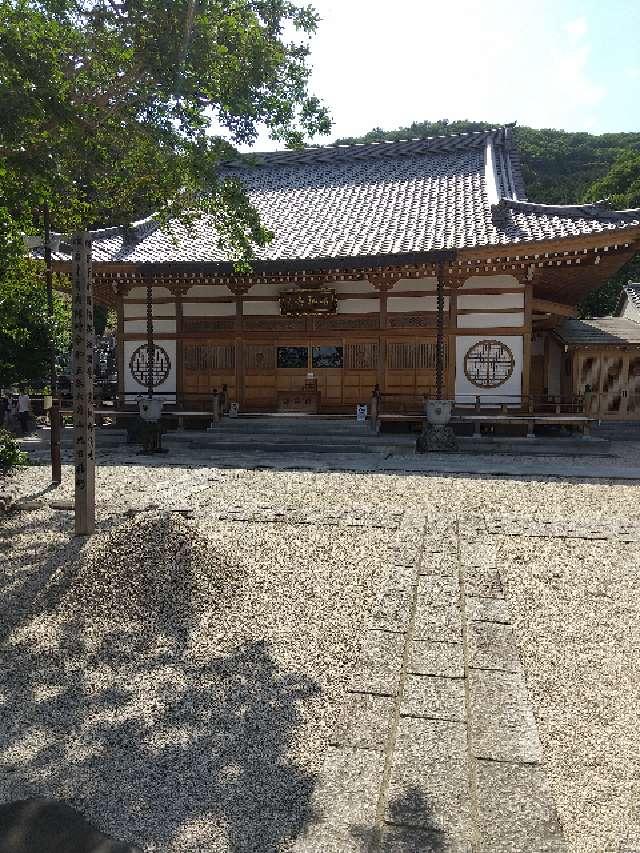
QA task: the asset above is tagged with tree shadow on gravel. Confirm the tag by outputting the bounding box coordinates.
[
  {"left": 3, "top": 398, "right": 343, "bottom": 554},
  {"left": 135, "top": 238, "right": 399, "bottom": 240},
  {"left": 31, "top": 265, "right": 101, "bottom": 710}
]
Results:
[
  {"left": 0, "top": 510, "right": 129, "bottom": 646},
  {"left": 0, "top": 513, "right": 321, "bottom": 852},
  {"left": 351, "top": 786, "right": 446, "bottom": 852}
]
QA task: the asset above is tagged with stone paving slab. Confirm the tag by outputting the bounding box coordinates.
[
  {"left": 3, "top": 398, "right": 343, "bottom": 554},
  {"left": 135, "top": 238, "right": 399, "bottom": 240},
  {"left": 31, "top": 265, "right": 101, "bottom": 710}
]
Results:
[
  {"left": 401, "top": 675, "right": 466, "bottom": 721},
  {"left": 350, "top": 629, "right": 405, "bottom": 696},
  {"left": 466, "top": 595, "right": 511, "bottom": 624},
  {"left": 370, "top": 590, "right": 414, "bottom": 632},
  {"left": 475, "top": 759, "right": 568, "bottom": 852},
  {"left": 379, "top": 825, "right": 472, "bottom": 853},
  {"left": 467, "top": 622, "right": 521, "bottom": 673},
  {"left": 413, "top": 600, "right": 462, "bottom": 643},
  {"left": 408, "top": 641, "right": 464, "bottom": 678},
  {"left": 331, "top": 692, "right": 394, "bottom": 750},
  {"left": 463, "top": 568, "right": 504, "bottom": 599},
  {"left": 386, "top": 717, "right": 472, "bottom": 841},
  {"left": 418, "top": 575, "right": 460, "bottom": 605},
  {"left": 293, "top": 746, "right": 385, "bottom": 853},
  {"left": 469, "top": 669, "right": 543, "bottom": 763}
]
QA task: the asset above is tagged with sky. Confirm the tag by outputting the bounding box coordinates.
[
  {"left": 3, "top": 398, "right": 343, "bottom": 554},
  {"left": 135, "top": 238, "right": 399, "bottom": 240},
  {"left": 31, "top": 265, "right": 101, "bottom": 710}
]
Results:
[{"left": 243, "top": 0, "right": 640, "bottom": 150}]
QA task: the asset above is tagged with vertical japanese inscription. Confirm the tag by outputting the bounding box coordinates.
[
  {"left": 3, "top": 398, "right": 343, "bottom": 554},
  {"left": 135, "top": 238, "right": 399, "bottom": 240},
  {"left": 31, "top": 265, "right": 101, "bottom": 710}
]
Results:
[{"left": 72, "top": 232, "right": 96, "bottom": 535}]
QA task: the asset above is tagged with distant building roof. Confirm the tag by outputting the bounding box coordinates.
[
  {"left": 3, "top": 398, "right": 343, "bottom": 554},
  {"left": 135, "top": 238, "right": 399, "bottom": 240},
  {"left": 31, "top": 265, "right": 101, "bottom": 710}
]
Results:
[
  {"left": 555, "top": 317, "right": 640, "bottom": 347},
  {"left": 37, "top": 127, "right": 640, "bottom": 268},
  {"left": 616, "top": 282, "right": 640, "bottom": 315}
]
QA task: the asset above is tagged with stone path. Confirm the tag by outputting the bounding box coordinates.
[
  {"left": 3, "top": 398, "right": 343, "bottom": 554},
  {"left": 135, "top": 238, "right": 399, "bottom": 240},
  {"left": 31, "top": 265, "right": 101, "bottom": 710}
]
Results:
[{"left": 295, "top": 514, "right": 567, "bottom": 852}]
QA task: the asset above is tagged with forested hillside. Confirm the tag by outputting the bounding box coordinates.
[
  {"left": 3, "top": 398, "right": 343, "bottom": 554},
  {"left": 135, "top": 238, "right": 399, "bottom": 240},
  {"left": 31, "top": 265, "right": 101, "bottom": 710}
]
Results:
[{"left": 336, "top": 120, "right": 640, "bottom": 315}]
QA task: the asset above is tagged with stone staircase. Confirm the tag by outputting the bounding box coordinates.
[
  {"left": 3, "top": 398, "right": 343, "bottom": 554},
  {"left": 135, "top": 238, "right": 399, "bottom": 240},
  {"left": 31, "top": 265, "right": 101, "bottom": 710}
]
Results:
[{"left": 196, "top": 415, "right": 416, "bottom": 455}]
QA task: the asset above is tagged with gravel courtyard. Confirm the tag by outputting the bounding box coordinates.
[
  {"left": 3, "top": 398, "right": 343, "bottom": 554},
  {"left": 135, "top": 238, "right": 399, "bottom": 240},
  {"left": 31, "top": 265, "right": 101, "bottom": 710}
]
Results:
[{"left": 1, "top": 450, "right": 639, "bottom": 852}]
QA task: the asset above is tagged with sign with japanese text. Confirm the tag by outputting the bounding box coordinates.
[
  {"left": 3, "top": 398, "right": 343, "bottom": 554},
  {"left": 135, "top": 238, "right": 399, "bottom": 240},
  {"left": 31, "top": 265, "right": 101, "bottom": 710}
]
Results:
[{"left": 279, "top": 288, "right": 337, "bottom": 316}]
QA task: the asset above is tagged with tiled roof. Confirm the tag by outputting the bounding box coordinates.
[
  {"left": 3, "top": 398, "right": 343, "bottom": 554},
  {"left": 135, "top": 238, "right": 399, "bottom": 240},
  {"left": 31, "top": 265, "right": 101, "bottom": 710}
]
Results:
[
  {"left": 40, "top": 127, "right": 640, "bottom": 268},
  {"left": 616, "top": 282, "right": 640, "bottom": 314},
  {"left": 555, "top": 317, "right": 640, "bottom": 346}
]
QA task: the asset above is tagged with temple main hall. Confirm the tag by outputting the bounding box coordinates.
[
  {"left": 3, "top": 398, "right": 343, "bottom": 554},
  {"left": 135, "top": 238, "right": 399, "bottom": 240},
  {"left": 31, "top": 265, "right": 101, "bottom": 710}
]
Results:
[{"left": 50, "top": 127, "right": 640, "bottom": 416}]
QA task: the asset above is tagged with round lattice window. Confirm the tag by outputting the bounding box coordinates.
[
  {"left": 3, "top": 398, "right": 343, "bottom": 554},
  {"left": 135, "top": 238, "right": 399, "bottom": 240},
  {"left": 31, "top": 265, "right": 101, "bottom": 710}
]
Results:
[
  {"left": 129, "top": 344, "right": 171, "bottom": 387},
  {"left": 464, "top": 340, "right": 515, "bottom": 388}
]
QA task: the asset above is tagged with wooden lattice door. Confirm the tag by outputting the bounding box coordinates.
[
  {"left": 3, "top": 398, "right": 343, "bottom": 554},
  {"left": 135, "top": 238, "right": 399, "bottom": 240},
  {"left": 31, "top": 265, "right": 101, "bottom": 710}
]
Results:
[{"left": 600, "top": 355, "right": 626, "bottom": 418}]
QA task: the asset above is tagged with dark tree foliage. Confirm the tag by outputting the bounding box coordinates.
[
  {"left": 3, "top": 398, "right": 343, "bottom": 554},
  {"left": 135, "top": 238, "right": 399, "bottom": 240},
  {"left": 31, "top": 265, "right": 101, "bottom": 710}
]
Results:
[
  {"left": 336, "top": 119, "right": 640, "bottom": 316},
  {"left": 0, "top": 0, "right": 330, "bottom": 383}
]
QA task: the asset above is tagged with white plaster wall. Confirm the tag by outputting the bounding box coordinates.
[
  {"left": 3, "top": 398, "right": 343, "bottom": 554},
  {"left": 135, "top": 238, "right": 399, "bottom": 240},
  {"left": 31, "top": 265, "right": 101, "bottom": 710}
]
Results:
[
  {"left": 242, "top": 300, "right": 280, "bottom": 316},
  {"left": 186, "top": 284, "right": 233, "bottom": 298},
  {"left": 547, "top": 336, "right": 562, "bottom": 396},
  {"left": 182, "top": 302, "right": 235, "bottom": 317},
  {"left": 246, "top": 282, "right": 282, "bottom": 297},
  {"left": 387, "top": 296, "right": 448, "bottom": 312},
  {"left": 455, "top": 335, "right": 523, "bottom": 404},
  {"left": 334, "top": 280, "right": 376, "bottom": 294},
  {"left": 457, "top": 312, "right": 524, "bottom": 329},
  {"left": 460, "top": 275, "right": 523, "bottom": 290},
  {"left": 127, "top": 286, "right": 172, "bottom": 298},
  {"left": 337, "top": 298, "right": 380, "bottom": 314},
  {"left": 123, "top": 303, "right": 176, "bottom": 319},
  {"left": 391, "top": 277, "right": 437, "bottom": 292},
  {"left": 124, "top": 339, "right": 176, "bottom": 402},
  {"left": 457, "top": 293, "right": 524, "bottom": 310},
  {"left": 124, "top": 319, "right": 176, "bottom": 333}
]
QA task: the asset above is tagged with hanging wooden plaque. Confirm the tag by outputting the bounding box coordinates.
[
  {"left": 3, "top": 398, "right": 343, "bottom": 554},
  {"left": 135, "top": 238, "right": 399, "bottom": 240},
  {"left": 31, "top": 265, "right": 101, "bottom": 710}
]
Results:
[{"left": 279, "top": 288, "right": 337, "bottom": 316}]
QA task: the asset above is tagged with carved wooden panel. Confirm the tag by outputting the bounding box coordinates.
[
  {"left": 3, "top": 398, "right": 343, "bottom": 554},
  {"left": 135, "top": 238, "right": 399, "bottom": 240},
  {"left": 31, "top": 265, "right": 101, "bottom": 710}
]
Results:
[
  {"left": 387, "top": 312, "right": 437, "bottom": 328},
  {"left": 183, "top": 317, "right": 235, "bottom": 332},
  {"left": 314, "top": 315, "right": 379, "bottom": 330},
  {"left": 245, "top": 344, "right": 277, "bottom": 370},
  {"left": 345, "top": 342, "right": 378, "bottom": 370},
  {"left": 416, "top": 341, "right": 447, "bottom": 369},
  {"left": 243, "top": 317, "right": 306, "bottom": 331},
  {"left": 387, "top": 342, "right": 416, "bottom": 370},
  {"left": 601, "top": 355, "right": 625, "bottom": 414},
  {"left": 626, "top": 356, "right": 640, "bottom": 416},
  {"left": 184, "top": 343, "right": 235, "bottom": 371},
  {"left": 578, "top": 355, "right": 601, "bottom": 393}
]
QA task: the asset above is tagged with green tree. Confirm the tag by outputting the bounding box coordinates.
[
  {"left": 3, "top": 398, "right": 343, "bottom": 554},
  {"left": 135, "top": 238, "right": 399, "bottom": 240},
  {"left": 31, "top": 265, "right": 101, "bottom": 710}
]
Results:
[
  {"left": 0, "top": 253, "right": 70, "bottom": 387},
  {"left": 0, "top": 0, "right": 330, "bottom": 383},
  {"left": 583, "top": 150, "right": 640, "bottom": 209}
]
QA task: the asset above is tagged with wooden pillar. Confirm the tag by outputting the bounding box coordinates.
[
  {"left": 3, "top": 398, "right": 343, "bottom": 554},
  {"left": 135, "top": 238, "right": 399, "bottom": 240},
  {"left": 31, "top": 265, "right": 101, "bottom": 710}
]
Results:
[
  {"left": 522, "top": 282, "right": 533, "bottom": 403},
  {"left": 378, "top": 290, "right": 388, "bottom": 390},
  {"left": 71, "top": 232, "right": 95, "bottom": 536},
  {"left": 175, "top": 295, "right": 183, "bottom": 407},
  {"left": 235, "top": 295, "right": 244, "bottom": 407},
  {"left": 116, "top": 293, "right": 125, "bottom": 407},
  {"left": 145, "top": 278, "right": 154, "bottom": 398},
  {"left": 447, "top": 277, "right": 458, "bottom": 398},
  {"left": 435, "top": 264, "right": 445, "bottom": 399}
]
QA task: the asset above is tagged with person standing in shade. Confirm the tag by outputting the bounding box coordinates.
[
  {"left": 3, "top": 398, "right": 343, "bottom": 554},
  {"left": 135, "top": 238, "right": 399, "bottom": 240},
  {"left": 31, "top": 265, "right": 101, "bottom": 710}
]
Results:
[{"left": 17, "top": 387, "right": 31, "bottom": 434}]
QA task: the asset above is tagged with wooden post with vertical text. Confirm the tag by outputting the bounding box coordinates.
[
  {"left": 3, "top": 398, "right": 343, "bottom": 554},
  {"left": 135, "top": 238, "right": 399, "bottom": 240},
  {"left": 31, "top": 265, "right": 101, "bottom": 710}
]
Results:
[{"left": 72, "top": 233, "right": 96, "bottom": 536}]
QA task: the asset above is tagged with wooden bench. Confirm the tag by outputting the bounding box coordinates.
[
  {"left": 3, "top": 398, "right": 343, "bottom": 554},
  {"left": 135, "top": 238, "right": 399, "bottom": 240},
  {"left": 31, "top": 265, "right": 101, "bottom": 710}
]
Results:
[
  {"left": 372, "top": 411, "right": 594, "bottom": 437},
  {"left": 452, "top": 413, "right": 594, "bottom": 437}
]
